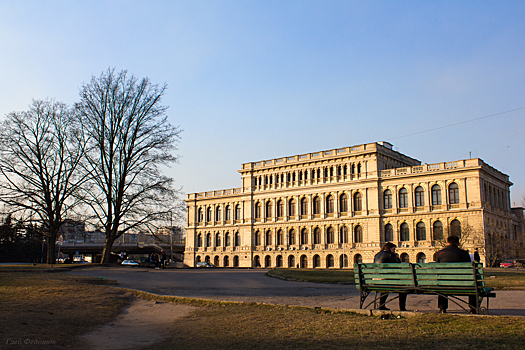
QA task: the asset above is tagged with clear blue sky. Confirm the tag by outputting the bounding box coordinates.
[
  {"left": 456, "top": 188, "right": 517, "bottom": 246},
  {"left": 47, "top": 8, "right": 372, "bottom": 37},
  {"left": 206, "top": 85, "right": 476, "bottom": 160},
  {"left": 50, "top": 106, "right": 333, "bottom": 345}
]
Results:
[{"left": 1, "top": 1, "right": 524, "bottom": 205}]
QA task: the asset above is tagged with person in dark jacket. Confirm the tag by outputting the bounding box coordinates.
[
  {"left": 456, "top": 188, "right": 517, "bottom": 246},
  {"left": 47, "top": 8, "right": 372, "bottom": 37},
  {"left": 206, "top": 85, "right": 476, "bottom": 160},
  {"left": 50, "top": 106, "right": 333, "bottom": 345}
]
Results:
[
  {"left": 436, "top": 235, "right": 477, "bottom": 313},
  {"left": 374, "top": 242, "right": 407, "bottom": 311}
]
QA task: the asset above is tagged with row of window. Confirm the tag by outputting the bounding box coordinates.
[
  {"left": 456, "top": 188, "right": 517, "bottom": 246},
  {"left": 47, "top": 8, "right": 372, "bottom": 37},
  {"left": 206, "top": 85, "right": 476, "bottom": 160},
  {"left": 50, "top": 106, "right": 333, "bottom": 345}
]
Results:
[
  {"left": 254, "top": 163, "right": 363, "bottom": 186},
  {"left": 196, "top": 182, "right": 461, "bottom": 223},
  {"left": 384, "top": 183, "right": 459, "bottom": 209},
  {"left": 196, "top": 251, "right": 430, "bottom": 268},
  {"left": 195, "top": 219, "right": 461, "bottom": 248}
]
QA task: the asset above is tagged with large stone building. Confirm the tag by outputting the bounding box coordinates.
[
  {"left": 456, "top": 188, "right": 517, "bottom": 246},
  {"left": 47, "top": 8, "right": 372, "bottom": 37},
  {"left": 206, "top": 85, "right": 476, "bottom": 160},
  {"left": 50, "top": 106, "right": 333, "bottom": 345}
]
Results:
[{"left": 184, "top": 141, "right": 524, "bottom": 268}]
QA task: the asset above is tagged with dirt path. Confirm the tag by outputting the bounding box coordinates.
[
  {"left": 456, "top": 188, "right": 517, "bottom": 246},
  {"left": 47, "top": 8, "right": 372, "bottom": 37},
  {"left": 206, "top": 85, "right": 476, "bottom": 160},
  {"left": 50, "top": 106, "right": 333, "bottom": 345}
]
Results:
[{"left": 79, "top": 298, "right": 197, "bottom": 350}]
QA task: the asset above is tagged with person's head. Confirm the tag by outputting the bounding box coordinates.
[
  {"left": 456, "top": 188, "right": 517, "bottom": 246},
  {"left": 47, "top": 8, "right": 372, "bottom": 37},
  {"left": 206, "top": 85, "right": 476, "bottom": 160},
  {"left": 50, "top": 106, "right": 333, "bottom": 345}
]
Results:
[
  {"left": 382, "top": 242, "right": 397, "bottom": 253},
  {"left": 447, "top": 235, "right": 460, "bottom": 246}
]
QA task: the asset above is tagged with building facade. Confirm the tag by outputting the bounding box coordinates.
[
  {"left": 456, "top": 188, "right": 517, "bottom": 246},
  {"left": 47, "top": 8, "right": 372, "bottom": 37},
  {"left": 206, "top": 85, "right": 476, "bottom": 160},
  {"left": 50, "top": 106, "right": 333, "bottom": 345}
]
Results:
[{"left": 184, "top": 142, "right": 524, "bottom": 268}]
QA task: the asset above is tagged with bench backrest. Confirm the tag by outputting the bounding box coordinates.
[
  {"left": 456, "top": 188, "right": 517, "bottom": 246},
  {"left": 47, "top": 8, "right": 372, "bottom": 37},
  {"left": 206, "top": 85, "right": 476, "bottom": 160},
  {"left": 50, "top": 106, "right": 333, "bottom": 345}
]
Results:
[{"left": 354, "top": 262, "right": 486, "bottom": 293}]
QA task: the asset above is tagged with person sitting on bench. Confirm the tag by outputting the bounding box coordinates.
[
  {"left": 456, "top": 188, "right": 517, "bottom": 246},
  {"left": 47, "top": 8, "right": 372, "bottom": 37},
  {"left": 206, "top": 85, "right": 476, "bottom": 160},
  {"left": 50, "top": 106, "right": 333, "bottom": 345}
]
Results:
[
  {"left": 373, "top": 242, "right": 407, "bottom": 311},
  {"left": 436, "top": 235, "right": 477, "bottom": 314}
]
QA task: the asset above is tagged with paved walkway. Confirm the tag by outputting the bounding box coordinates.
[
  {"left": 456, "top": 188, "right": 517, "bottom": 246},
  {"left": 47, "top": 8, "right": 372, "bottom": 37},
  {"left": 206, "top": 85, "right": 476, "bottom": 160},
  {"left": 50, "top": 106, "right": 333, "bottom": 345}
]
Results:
[{"left": 69, "top": 267, "right": 525, "bottom": 316}]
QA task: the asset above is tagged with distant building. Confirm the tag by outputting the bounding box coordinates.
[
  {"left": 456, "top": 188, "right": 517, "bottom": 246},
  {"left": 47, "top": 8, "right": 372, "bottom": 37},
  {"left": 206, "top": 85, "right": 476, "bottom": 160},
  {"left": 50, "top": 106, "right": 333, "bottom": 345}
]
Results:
[{"left": 184, "top": 141, "right": 524, "bottom": 267}]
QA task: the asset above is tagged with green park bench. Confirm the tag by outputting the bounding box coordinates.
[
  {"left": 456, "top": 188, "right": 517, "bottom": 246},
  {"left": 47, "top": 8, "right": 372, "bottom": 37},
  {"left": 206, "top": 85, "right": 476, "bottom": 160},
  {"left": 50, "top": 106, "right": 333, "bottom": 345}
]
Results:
[{"left": 354, "top": 262, "right": 496, "bottom": 314}]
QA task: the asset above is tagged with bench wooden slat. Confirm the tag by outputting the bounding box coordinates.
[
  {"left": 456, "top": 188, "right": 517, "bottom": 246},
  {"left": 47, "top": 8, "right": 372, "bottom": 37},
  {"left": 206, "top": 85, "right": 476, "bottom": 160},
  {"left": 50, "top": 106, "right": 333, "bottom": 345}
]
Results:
[
  {"left": 416, "top": 269, "right": 475, "bottom": 275},
  {"left": 362, "top": 279, "right": 415, "bottom": 286},
  {"left": 416, "top": 274, "right": 478, "bottom": 281}
]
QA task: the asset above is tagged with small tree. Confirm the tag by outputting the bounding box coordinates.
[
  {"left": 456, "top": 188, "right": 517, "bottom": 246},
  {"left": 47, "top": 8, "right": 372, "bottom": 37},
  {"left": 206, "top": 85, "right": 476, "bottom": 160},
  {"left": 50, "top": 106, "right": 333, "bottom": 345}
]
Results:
[
  {"left": 0, "top": 100, "right": 87, "bottom": 263},
  {"left": 77, "top": 68, "right": 182, "bottom": 263},
  {"left": 484, "top": 225, "right": 510, "bottom": 267},
  {"left": 433, "top": 221, "right": 482, "bottom": 251}
]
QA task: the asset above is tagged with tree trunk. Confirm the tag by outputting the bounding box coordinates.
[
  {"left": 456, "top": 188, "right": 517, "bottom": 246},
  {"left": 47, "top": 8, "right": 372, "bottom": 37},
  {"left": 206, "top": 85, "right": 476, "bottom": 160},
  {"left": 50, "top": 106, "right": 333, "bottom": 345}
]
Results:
[
  {"left": 101, "top": 235, "right": 115, "bottom": 263},
  {"left": 46, "top": 236, "right": 56, "bottom": 264}
]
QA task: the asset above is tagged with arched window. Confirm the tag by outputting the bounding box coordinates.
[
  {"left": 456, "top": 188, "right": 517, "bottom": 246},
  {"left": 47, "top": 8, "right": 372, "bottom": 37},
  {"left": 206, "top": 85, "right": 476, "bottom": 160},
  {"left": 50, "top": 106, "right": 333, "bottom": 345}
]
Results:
[
  {"left": 326, "top": 254, "right": 334, "bottom": 268},
  {"left": 265, "top": 230, "right": 272, "bottom": 246},
  {"left": 383, "top": 189, "right": 392, "bottom": 209},
  {"left": 354, "top": 254, "right": 363, "bottom": 264},
  {"left": 399, "top": 188, "right": 408, "bottom": 208},
  {"left": 255, "top": 202, "right": 262, "bottom": 219},
  {"left": 300, "top": 197, "right": 308, "bottom": 215},
  {"left": 301, "top": 228, "right": 308, "bottom": 245},
  {"left": 340, "top": 225, "right": 348, "bottom": 244},
  {"left": 313, "top": 227, "right": 321, "bottom": 244},
  {"left": 216, "top": 206, "right": 221, "bottom": 221},
  {"left": 324, "top": 168, "right": 328, "bottom": 178},
  {"left": 400, "top": 223, "right": 409, "bottom": 241},
  {"left": 266, "top": 201, "right": 272, "bottom": 218},
  {"left": 327, "top": 227, "right": 335, "bottom": 244},
  {"left": 357, "top": 163, "right": 362, "bottom": 174},
  {"left": 235, "top": 204, "right": 241, "bottom": 221},
  {"left": 417, "top": 253, "right": 427, "bottom": 263},
  {"left": 197, "top": 234, "right": 203, "bottom": 247},
  {"left": 233, "top": 255, "right": 239, "bottom": 267},
  {"left": 198, "top": 208, "right": 203, "bottom": 223},
  {"left": 206, "top": 233, "right": 211, "bottom": 247},
  {"left": 277, "top": 229, "right": 283, "bottom": 245},
  {"left": 450, "top": 219, "right": 461, "bottom": 238},
  {"left": 400, "top": 253, "right": 410, "bottom": 262},
  {"left": 449, "top": 183, "right": 460, "bottom": 204},
  {"left": 354, "top": 225, "right": 363, "bottom": 243},
  {"left": 225, "top": 232, "right": 231, "bottom": 246},
  {"left": 214, "top": 256, "right": 220, "bottom": 267},
  {"left": 288, "top": 255, "right": 295, "bottom": 268},
  {"left": 300, "top": 255, "right": 308, "bottom": 268},
  {"left": 225, "top": 205, "right": 231, "bottom": 221},
  {"left": 433, "top": 221, "right": 443, "bottom": 241},
  {"left": 223, "top": 255, "right": 229, "bottom": 267},
  {"left": 340, "top": 254, "right": 349, "bottom": 268},
  {"left": 416, "top": 222, "right": 426, "bottom": 241},
  {"left": 288, "top": 229, "right": 296, "bottom": 245},
  {"left": 326, "top": 195, "right": 334, "bottom": 214},
  {"left": 255, "top": 231, "right": 261, "bottom": 246},
  {"left": 234, "top": 232, "right": 240, "bottom": 246},
  {"left": 288, "top": 199, "right": 296, "bottom": 216},
  {"left": 311, "top": 169, "right": 316, "bottom": 179},
  {"left": 313, "top": 255, "right": 321, "bottom": 268},
  {"left": 277, "top": 200, "right": 284, "bottom": 217},
  {"left": 339, "top": 193, "right": 348, "bottom": 213},
  {"left": 344, "top": 165, "right": 348, "bottom": 175},
  {"left": 415, "top": 186, "right": 425, "bottom": 207},
  {"left": 351, "top": 164, "right": 356, "bottom": 174},
  {"left": 207, "top": 207, "right": 212, "bottom": 222},
  {"left": 431, "top": 185, "right": 442, "bottom": 205},
  {"left": 313, "top": 196, "right": 321, "bottom": 215},
  {"left": 276, "top": 255, "right": 283, "bottom": 267},
  {"left": 215, "top": 233, "right": 221, "bottom": 247},
  {"left": 253, "top": 256, "right": 261, "bottom": 268},
  {"left": 384, "top": 224, "right": 393, "bottom": 241},
  {"left": 353, "top": 192, "right": 362, "bottom": 211}
]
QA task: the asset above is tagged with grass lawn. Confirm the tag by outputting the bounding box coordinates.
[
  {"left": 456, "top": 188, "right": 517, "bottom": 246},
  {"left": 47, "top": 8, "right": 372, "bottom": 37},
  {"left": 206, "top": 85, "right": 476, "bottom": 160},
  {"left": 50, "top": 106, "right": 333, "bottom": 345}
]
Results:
[
  {"left": 145, "top": 300, "right": 525, "bottom": 350},
  {"left": 268, "top": 268, "right": 525, "bottom": 290},
  {"left": 2, "top": 265, "right": 525, "bottom": 350},
  {"left": 0, "top": 268, "right": 130, "bottom": 348}
]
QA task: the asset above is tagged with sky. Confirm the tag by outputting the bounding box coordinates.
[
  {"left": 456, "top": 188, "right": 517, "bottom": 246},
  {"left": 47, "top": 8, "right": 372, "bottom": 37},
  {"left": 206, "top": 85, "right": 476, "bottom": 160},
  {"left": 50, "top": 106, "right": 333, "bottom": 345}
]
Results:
[{"left": 1, "top": 1, "right": 524, "bottom": 205}]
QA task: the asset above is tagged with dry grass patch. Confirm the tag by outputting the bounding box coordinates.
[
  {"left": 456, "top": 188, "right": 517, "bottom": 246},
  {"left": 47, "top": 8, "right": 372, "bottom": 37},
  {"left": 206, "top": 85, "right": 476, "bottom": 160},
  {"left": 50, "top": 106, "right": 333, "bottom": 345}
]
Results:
[
  {"left": 0, "top": 271, "right": 130, "bottom": 349},
  {"left": 146, "top": 302, "right": 525, "bottom": 350}
]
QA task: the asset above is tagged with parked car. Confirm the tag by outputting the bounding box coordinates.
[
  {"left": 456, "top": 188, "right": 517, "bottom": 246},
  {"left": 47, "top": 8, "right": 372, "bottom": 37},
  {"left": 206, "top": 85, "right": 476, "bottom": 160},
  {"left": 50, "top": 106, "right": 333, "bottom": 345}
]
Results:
[
  {"left": 121, "top": 260, "right": 140, "bottom": 266},
  {"left": 196, "top": 262, "right": 214, "bottom": 268},
  {"left": 500, "top": 260, "right": 515, "bottom": 268}
]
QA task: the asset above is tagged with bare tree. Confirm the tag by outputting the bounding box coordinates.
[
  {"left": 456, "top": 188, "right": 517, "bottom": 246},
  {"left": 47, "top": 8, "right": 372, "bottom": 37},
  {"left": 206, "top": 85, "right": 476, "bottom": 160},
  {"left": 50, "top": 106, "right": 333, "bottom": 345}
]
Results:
[
  {"left": 77, "top": 68, "right": 182, "bottom": 263},
  {"left": 433, "top": 222, "right": 482, "bottom": 250},
  {"left": 0, "top": 100, "right": 87, "bottom": 263}
]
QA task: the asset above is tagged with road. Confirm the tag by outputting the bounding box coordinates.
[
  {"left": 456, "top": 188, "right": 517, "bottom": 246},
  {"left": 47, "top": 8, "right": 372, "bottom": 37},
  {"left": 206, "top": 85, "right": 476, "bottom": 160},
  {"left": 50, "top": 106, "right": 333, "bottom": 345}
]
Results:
[{"left": 68, "top": 267, "right": 525, "bottom": 316}]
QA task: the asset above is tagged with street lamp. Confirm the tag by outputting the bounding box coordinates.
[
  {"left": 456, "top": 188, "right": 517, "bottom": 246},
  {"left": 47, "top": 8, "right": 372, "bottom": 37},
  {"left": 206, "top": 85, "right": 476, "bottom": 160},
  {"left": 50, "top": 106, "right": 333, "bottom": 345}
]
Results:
[
  {"left": 169, "top": 210, "right": 174, "bottom": 263},
  {"left": 341, "top": 221, "right": 346, "bottom": 268}
]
